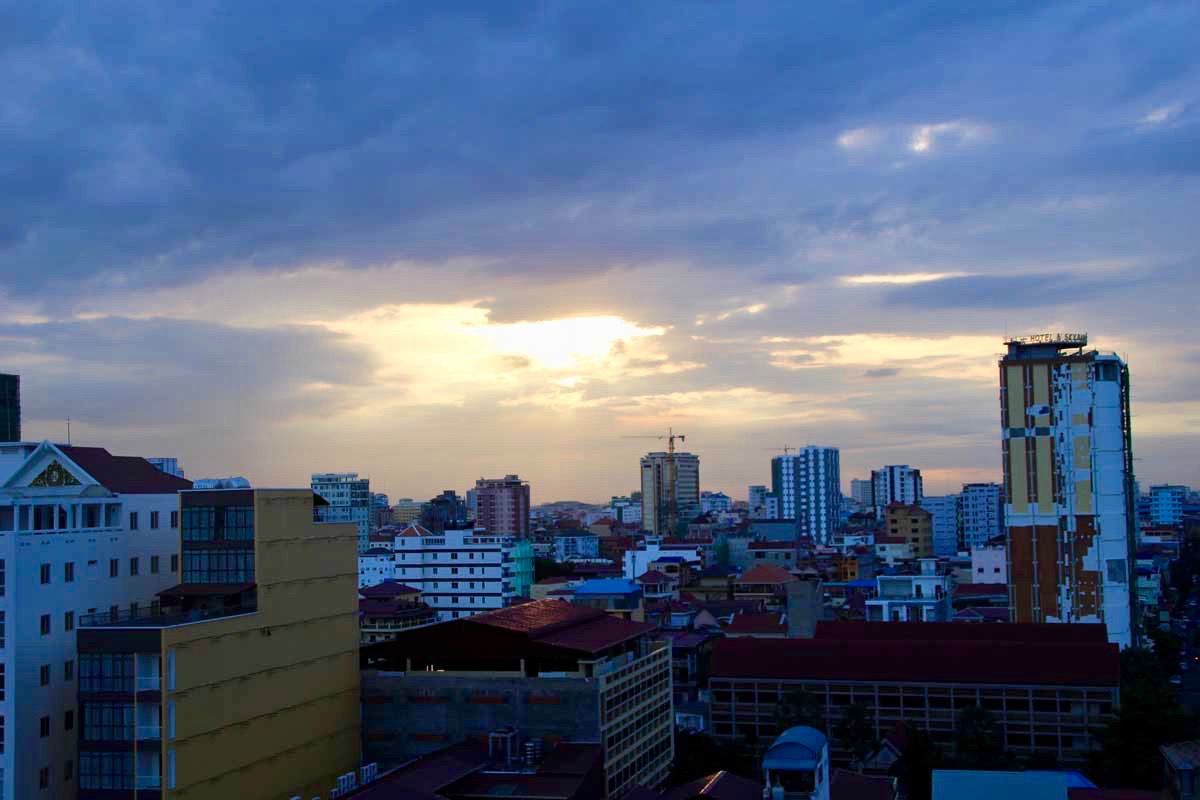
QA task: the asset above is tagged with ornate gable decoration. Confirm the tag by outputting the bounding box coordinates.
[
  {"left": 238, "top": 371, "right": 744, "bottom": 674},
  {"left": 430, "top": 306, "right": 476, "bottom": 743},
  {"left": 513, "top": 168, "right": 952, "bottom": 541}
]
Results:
[{"left": 30, "top": 460, "right": 81, "bottom": 487}]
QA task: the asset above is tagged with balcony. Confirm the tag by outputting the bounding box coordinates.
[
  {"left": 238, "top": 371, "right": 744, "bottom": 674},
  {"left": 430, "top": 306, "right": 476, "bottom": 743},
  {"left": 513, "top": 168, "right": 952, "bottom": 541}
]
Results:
[
  {"left": 136, "top": 676, "right": 161, "bottom": 692},
  {"left": 81, "top": 600, "right": 257, "bottom": 629},
  {"left": 137, "top": 725, "right": 162, "bottom": 740},
  {"left": 136, "top": 775, "right": 162, "bottom": 790}
]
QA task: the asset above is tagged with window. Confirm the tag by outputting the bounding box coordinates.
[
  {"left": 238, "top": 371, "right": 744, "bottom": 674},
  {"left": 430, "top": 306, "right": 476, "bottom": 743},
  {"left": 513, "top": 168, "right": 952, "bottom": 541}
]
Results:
[
  {"left": 40, "top": 716, "right": 50, "bottom": 737},
  {"left": 65, "top": 710, "right": 74, "bottom": 731},
  {"left": 170, "top": 554, "right": 179, "bottom": 573},
  {"left": 170, "top": 510, "right": 178, "bottom": 528},
  {"left": 41, "top": 614, "right": 51, "bottom": 635},
  {"left": 129, "top": 557, "right": 139, "bottom": 576},
  {"left": 182, "top": 506, "right": 216, "bottom": 541},
  {"left": 0, "top": 663, "right": 5, "bottom": 700},
  {"left": 40, "top": 664, "right": 50, "bottom": 687},
  {"left": 65, "top": 759, "right": 73, "bottom": 782},
  {"left": 129, "top": 511, "right": 138, "bottom": 530},
  {"left": 83, "top": 702, "right": 134, "bottom": 740},
  {"left": 1106, "top": 559, "right": 1127, "bottom": 583},
  {"left": 80, "top": 752, "right": 134, "bottom": 790},
  {"left": 40, "top": 766, "right": 49, "bottom": 789},
  {"left": 151, "top": 555, "right": 160, "bottom": 574},
  {"left": 80, "top": 654, "right": 135, "bottom": 693},
  {"left": 64, "top": 660, "right": 74, "bottom": 681},
  {"left": 150, "top": 511, "right": 160, "bottom": 529},
  {"left": 109, "top": 559, "right": 118, "bottom": 578},
  {"left": 40, "top": 563, "right": 51, "bottom": 584},
  {"left": 0, "top": 558, "right": 4, "bottom": 595},
  {"left": 0, "top": 610, "right": 5, "bottom": 648},
  {"left": 182, "top": 549, "right": 254, "bottom": 584},
  {"left": 64, "top": 611, "right": 74, "bottom": 632}
]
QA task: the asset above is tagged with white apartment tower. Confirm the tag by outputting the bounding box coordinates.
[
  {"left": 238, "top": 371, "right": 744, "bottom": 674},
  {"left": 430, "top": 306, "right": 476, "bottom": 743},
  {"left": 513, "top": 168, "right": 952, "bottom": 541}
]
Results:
[
  {"left": 1149, "top": 485, "right": 1188, "bottom": 526},
  {"left": 391, "top": 523, "right": 522, "bottom": 621},
  {"left": 640, "top": 452, "right": 700, "bottom": 536},
  {"left": 771, "top": 446, "right": 842, "bottom": 544},
  {"left": 0, "top": 441, "right": 189, "bottom": 800},
  {"left": 1000, "top": 334, "right": 1137, "bottom": 648},
  {"left": 311, "top": 472, "right": 371, "bottom": 552},
  {"left": 961, "top": 482, "right": 1004, "bottom": 550},
  {"left": 871, "top": 465, "right": 923, "bottom": 519}
]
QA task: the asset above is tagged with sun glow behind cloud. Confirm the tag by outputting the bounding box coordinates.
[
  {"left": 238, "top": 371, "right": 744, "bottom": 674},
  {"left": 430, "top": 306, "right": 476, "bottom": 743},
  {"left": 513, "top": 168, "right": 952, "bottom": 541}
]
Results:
[{"left": 841, "top": 272, "right": 969, "bottom": 285}]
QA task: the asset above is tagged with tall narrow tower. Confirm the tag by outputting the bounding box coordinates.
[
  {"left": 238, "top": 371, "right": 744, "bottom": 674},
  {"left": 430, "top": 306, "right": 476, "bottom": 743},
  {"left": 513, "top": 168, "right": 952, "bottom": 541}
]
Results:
[{"left": 1000, "top": 333, "right": 1137, "bottom": 647}]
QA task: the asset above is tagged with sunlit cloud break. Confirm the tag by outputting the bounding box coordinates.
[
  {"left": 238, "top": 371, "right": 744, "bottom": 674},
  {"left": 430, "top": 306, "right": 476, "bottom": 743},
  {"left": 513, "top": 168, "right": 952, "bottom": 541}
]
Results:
[{"left": 841, "top": 272, "right": 969, "bottom": 286}]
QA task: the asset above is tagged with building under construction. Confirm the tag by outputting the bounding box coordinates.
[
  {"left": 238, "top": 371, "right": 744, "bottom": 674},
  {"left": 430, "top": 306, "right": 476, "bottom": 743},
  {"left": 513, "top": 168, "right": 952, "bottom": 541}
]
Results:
[{"left": 999, "top": 333, "right": 1137, "bottom": 648}]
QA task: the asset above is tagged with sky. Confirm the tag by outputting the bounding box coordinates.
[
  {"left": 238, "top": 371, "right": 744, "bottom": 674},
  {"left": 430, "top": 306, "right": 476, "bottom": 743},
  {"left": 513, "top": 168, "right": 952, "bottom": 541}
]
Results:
[{"left": 3, "top": 1, "right": 1199, "bottom": 503}]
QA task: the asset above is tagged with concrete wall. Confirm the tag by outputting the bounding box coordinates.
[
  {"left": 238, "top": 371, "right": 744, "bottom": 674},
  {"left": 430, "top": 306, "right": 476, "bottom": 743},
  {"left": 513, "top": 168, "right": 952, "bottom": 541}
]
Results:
[{"left": 361, "top": 672, "right": 601, "bottom": 767}]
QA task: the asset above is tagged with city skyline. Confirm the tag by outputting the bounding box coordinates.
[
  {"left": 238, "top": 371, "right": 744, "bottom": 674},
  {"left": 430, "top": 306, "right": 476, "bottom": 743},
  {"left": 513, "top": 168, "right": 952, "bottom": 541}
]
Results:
[{"left": 3, "top": 3, "right": 1199, "bottom": 502}]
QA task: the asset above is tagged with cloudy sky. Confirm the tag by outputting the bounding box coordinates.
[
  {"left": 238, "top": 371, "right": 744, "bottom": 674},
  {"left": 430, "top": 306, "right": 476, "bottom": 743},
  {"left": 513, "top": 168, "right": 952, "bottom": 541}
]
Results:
[{"left": 3, "top": 2, "right": 1199, "bottom": 503}]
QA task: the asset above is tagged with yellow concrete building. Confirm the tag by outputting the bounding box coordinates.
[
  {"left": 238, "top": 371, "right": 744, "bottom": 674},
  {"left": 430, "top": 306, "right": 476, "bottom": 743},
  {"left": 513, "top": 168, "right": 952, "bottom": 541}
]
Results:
[
  {"left": 885, "top": 502, "right": 934, "bottom": 559},
  {"left": 77, "top": 488, "right": 361, "bottom": 800}
]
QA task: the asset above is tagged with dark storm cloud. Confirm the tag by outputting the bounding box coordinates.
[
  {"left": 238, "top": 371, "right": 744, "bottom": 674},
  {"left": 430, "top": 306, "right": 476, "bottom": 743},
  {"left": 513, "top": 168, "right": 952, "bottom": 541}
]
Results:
[
  {"left": 5, "top": 0, "right": 1173, "bottom": 295},
  {"left": 2, "top": 317, "right": 376, "bottom": 427}
]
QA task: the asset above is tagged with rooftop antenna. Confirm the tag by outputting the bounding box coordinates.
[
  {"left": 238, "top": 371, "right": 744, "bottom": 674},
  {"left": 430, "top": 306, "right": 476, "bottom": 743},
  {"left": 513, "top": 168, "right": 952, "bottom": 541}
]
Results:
[{"left": 66, "top": 417, "right": 71, "bottom": 445}]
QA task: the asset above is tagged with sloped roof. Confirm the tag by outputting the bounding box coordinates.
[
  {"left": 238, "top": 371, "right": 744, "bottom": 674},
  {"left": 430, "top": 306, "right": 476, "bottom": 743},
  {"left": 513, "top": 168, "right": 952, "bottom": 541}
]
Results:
[
  {"left": 397, "top": 522, "right": 433, "bottom": 537},
  {"left": 764, "top": 726, "right": 827, "bottom": 769},
  {"left": 637, "top": 570, "right": 672, "bottom": 583},
  {"left": 468, "top": 599, "right": 656, "bottom": 654},
  {"left": 360, "top": 580, "right": 420, "bottom": 598},
  {"left": 58, "top": 445, "right": 193, "bottom": 494},
  {"left": 735, "top": 564, "right": 796, "bottom": 584},
  {"left": 573, "top": 578, "right": 639, "bottom": 595},
  {"left": 663, "top": 771, "right": 762, "bottom": 800},
  {"left": 725, "top": 612, "right": 785, "bottom": 635}
]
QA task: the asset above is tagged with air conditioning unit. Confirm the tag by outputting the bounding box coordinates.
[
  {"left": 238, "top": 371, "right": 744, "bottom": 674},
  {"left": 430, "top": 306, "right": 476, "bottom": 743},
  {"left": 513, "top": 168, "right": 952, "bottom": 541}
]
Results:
[
  {"left": 338, "top": 772, "right": 358, "bottom": 792},
  {"left": 330, "top": 789, "right": 344, "bottom": 800},
  {"left": 360, "top": 763, "right": 379, "bottom": 784}
]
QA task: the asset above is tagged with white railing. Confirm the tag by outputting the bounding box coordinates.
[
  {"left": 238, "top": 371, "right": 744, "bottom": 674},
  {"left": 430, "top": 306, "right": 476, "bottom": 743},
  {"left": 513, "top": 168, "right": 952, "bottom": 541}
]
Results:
[{"left": 137, "top": 725, "right": 162, "bottom": 740}]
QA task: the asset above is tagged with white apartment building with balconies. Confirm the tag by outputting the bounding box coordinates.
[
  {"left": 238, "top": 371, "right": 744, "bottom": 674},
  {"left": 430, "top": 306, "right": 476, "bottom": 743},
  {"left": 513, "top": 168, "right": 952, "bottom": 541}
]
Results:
[{"left": 0, "top": 441, "right": 190, "bottom": 800}]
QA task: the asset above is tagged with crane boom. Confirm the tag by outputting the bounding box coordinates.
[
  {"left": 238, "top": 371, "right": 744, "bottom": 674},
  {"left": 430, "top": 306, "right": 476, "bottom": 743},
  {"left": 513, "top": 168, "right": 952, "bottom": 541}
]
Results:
[{"left": 620, "top": 427, "right": 688, "bottom": 535}]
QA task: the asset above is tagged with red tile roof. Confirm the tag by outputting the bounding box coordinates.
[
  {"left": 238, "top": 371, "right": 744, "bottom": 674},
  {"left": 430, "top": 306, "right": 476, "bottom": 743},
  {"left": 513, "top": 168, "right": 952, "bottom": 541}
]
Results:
[
  {"left": 637, "top": 570, "right": 671, "bottom": 583},
  {"left": 725, "top": 612, "right": 786, "bottom": 635},
  {"left": 469, "top": 599, "right": 656, "bottom": 654},
  {"left": 59, "top": 445, "right": 193, "bottom": 494},
  {"left": 663, "top": 771, "right": 762, "bottom": 800},
  {"left": 815, "top": 620, "right": 1108, "bottom": 644},
  {"left": 710, "top": 635, "right": 1120, "bottom": 687},
  {"left": 397, "top": 522, "right": 433, "bottom": 537},
  {"left": 735, "top": 564, "right": 796, "bottom": 584}
]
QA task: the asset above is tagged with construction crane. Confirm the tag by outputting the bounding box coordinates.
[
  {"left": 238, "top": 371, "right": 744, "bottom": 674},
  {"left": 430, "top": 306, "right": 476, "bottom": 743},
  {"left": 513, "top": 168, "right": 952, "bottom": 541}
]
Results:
[
  {"left": 621, "top": 428, "right": 687, "bottom": 536},
  {"left": 764, "top": 445, "right": 796, "bottom": 455}
]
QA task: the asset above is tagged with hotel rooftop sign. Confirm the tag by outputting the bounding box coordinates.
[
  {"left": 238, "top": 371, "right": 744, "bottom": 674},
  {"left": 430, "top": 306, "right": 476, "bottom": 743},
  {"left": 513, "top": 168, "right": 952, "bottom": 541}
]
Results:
[{"left": 1006, "top": 332, "right": 1088, "bottom": 347}]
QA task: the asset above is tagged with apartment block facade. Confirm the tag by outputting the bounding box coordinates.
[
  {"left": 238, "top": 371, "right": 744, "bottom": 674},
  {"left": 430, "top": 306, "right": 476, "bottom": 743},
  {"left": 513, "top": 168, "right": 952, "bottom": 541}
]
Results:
[
  {"left": 709, "top": 622, "right": 1119, "bottom": 765},
  {"left": 1000, "top": 334, "right": 1137, "bottom": 648},
  {"left": 870, "top": 466, "right": 922, "bottom": 519},
  {"left": 0, "top": 441, "right": 190, "bottom": 800},
  {"left": 1150, "top": 484, "right": 1188, "bottom": 527},
  {"left": 392, "top": 523, "right": 534, "bottom": 621},
  {"left": 360, "top": 600, "right": 674, "bottom": 798},
  {"left": 771, "top": 447, "right": 841, "bottom": 544},
  {"left": 474, "top": 475, "right": 531, "bottom": 538},
  {"left": 312, "top": 472, "right": 372, "bottom": 552},
  {"left": 76, "top": 487, "right": 361, "bottom": 800},
  {"left": 920, "top": 495, "right": 961, "bottom": 557},
  {"left": 960, "top": 482, "right": 1004, "bottom": 551}
]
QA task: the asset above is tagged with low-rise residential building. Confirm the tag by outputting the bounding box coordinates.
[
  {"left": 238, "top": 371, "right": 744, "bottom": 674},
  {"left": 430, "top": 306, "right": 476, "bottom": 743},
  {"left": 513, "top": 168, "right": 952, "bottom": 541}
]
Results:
[
  {"left": 76, "top": 487, "right": 361, "bottom": 800},
  {"left": 359, "top": 546, "right": 395, "bottom": 588},
  {"left": 884, "top": 503, "right": 933, "bottom": 558},
  {"left": 572, "top": 578, "right": 645, "bottom": 622},
  {"left": 733, "top": 564, "right": 797, "bottom": 611},
  {"left": 360, "top": 600, "right": 674, "bottom": 798},
  {"left": 970, "top": 541, "right": 1007, "bottom": 584},
  {"left": 700, "top": 492, "right": 733, "bottom": 515},
  {"left": 873, "top": 536, "right": 913, "bottom": 566},
  {"left": 710, "top": 621, "right": 1118, "bottom": 765},
  {"left": 637, "top": 570, "right": 677, "bottom": 601},
  {"left": 865, "top": 559, "right": 954, "bottom": 622},
  {"left": 556, "top": 531, "right": 601, "bottom": 562},
  {"left": 360, "top": 581, "right": 436, "bottom": 643}
]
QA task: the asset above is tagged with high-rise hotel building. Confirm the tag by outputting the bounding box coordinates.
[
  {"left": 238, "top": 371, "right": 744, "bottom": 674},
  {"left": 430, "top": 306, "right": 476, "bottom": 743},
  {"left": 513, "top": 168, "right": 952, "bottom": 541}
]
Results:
[
  {"left": 1000, "top": 333, "right": 1137, "bottom": 648},
  {"left": 771, "top": 446, "right": 841, "bottom": 544}
]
